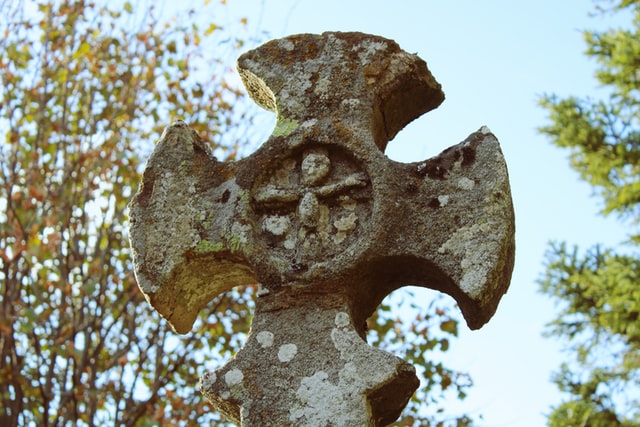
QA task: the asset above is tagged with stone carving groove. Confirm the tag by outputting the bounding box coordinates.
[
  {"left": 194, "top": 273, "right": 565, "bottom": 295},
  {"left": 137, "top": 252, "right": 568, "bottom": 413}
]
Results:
[{"left": 251, "top": 144, "right": 372, "bottom": 268}]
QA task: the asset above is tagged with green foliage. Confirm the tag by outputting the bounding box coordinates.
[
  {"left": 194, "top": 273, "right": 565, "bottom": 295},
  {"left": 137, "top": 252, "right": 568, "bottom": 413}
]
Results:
[
  {"left": 540, "top": 244, "right": 640, "bottom": 425},
  {"left": 0, "top": 0, "right": 252, "bottom": 425},
  {"left": 541, "top": 244, "right": 640, "bottom": 346},
  {"left": 539, "top": 1, "right": 640, "bottom": 227},
  {"left": 539, "top": 1, "right": 640, "bottom": 425}
]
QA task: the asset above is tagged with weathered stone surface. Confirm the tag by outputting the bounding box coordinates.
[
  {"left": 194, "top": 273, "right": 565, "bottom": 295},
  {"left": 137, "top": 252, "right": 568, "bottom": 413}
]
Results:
[{"left": 129, "top": 31, "right": 515, "bottom": 426}]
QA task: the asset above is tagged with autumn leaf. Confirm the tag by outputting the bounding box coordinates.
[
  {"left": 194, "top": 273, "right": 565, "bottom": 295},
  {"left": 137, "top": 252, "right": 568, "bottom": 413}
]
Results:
[
  {"left": 0, "top": 0, "right": 253, "bottom": 425},
  {"left": 204, "top": 23, "right": 219, "bottom": 35}
]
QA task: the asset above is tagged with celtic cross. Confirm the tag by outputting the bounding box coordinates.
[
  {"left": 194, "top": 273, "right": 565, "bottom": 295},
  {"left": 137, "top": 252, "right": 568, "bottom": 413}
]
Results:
[{"left": 129, "top": 32, "right": 515, "bottom": 426}]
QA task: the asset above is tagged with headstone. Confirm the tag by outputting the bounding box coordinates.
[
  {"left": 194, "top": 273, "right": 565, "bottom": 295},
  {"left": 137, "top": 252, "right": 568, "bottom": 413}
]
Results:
[{"left": 129, "top": 31, "right": 515, "bottom": 426}]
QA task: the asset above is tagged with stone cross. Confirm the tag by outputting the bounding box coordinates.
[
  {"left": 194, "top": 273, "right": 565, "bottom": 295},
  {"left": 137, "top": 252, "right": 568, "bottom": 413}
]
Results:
[{"left": 128, "top": 32, "right": 515, "bottom": 426}]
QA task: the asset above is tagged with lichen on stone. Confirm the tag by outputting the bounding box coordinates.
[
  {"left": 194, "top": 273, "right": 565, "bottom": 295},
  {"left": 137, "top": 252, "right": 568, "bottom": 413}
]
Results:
[
  {"left": 256, "top": 331, "right": 274, "bottom": 348},
  {"left": 225, "top": 369, "right": 244, "bottom": 387},
  {"left": 263, "top": 215, "right": 291, "bottom": 236},
  {"left": 224, "top": 221, "right": 252, "bottom": 254},
  {"left": 194, "top": 239, "right": 224, "bottom": 255},
  {"left": 273, "top": 116, "right": 299, "bottom": 137},
  {"left": 277, "top": 343, "right": 298, "bottom": 362}
]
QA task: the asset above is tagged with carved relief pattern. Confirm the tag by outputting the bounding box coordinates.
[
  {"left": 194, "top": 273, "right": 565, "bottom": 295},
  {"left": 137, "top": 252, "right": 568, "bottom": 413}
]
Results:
[{"left": 251, "top": 145, "right": 372, "bottom": 268}]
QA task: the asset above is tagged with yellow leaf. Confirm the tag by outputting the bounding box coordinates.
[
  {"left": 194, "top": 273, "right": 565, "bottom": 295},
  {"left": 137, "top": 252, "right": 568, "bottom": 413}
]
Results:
[
  {"left": 124, "top": 1, "right": 133, "bottom": 13},
  {"left": 73, "top": 42, "right": 91, "bottom": 60},
  {"left": 204, "top": 23, "right": 218, "bottom": 36},
  {"left": 57, "top": 68, "right": 68, "bottom": 82}
]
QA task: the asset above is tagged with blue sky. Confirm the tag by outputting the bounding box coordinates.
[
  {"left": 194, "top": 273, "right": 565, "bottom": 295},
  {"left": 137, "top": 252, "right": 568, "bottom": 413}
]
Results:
[{"left": 204, "top": 1, "right": 632, "bottom": 425}]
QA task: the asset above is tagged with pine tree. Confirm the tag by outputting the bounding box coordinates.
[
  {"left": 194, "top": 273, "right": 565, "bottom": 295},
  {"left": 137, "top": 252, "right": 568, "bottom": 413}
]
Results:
[{"left": 539, "top": 1, "right": 640, "bottom": 425}]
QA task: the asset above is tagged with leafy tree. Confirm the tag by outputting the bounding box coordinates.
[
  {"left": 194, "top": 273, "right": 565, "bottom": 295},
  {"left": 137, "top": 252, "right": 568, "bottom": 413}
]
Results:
[
  {"left": 0, "top": 0, "right": 254, "bottom": 425},
  {"left": 538, "top": 1, "right": 640, "bottom": 425},
  {"left": 0, "top": 0, "right": 475, "bottom": 425}
]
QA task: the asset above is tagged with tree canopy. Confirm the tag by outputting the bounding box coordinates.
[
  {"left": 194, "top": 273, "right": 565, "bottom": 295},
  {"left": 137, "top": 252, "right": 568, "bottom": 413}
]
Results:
[
  {"left": 0, "top": 1, "right": 253, "bottom": 424},
  {"left": 0, "top": 1, "right": 475, "bottom": 425},
  {"left": 538, "top": 1, "right": 640, "bottom": 425}
]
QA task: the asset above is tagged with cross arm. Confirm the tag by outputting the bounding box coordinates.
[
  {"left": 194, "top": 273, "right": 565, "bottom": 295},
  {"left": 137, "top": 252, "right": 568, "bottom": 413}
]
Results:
[
  {"left": 128, "top": 122, "right": 256, "bottom": 333},
  {"left": 345, "top": 127, "right": 515, "bottom": 331}
]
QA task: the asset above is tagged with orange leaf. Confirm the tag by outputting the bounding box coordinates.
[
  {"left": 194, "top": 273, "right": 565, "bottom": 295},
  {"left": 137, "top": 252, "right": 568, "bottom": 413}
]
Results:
[{"left": 29, "top": 185, "right": 44, "bottom": 201}]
